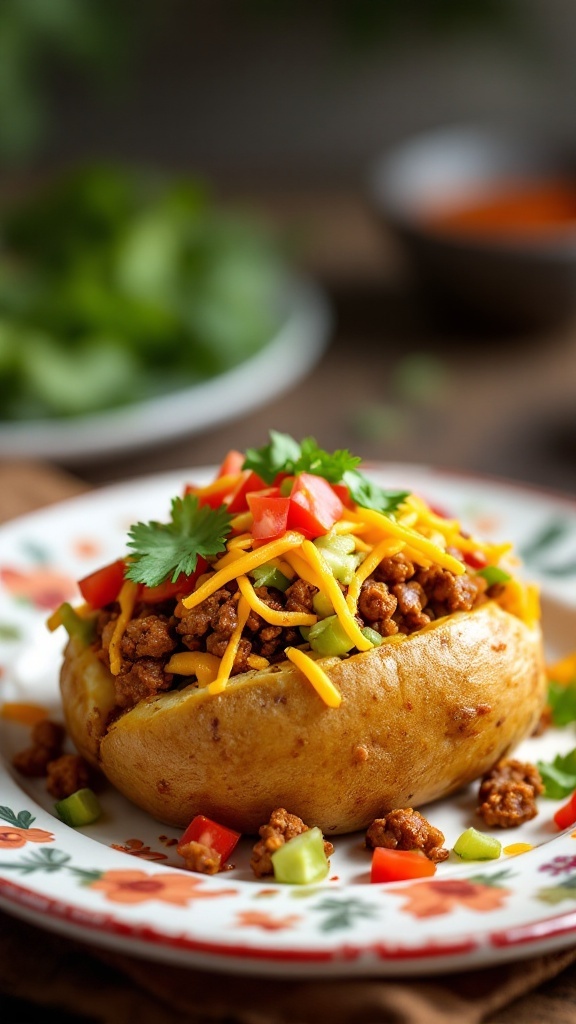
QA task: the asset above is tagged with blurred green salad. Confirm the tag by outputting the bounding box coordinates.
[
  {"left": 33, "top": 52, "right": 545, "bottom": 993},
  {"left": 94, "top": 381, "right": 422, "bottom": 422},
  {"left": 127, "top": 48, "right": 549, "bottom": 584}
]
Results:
[{"left": 0, "top": 166, "right": 284, "bottom": 420}]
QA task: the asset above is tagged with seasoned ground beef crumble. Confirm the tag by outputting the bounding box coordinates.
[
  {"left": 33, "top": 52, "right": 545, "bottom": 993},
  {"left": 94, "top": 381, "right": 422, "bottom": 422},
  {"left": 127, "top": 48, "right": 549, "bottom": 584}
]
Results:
[{"left": 93, "top": 552, "right": 488, "bottom": 712}]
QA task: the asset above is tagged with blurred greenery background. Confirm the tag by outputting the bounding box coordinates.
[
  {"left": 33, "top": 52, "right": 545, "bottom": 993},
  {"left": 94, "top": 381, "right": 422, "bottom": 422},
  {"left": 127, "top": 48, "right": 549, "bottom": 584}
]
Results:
[{"left": 1, "top": 0, "right": 576, "bottom": 493}]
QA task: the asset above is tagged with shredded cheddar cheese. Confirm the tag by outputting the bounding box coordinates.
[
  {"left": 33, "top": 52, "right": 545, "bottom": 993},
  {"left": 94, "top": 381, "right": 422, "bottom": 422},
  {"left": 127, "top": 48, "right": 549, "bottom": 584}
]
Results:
[
  {"left": 213, "top": 547, "right": 252, "bottom": 571},
  {"left": 227, "top": 533, "right": 254, "bottom": 550},
  {"left": 346, "top": 538, "right": 405, "bottom": 614},
  {"left": 166, "top": 651, "right": 220, "bottom": 685},
  {"left": 247, "top": 654, "right": 271, "bottom": 670},
  {"left": 108, "top": 580, "right": 139, "bottom": 676},
  {"left": 282, "top": 549, "right": 324, "bottom": 590},
  {"left": 208, "top": 596, "right": 251, "bottom": 694},
  {"left": 300, "top": 540, "right": 373, "bottom": 652},
  {"left": 237, "top": 575, "right": 317, "bottom": 626},
  {"left": 0, "top": 702, "right": 49, "bottom": 725},
  {"left": 347, "top": 507, "right": 466, "bottom": 574},
  {"left": 285, "top": 646, "right": 342, "bottom": 708},
  {"left": 182, "top": 531, "right": 305, "bottom": 610},
  {"left": 548, "top": 651, "right": 576, "bottom": 684},
  {"left": 498, "top": 578, "right": 541, "bottom": 628}
]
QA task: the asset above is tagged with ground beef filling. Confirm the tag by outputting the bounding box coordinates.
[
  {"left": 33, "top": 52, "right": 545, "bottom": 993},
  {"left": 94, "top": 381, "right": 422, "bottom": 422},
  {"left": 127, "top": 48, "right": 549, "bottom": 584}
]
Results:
[{"left": 95, "top": 552, "right": 488, "bottom": 711}]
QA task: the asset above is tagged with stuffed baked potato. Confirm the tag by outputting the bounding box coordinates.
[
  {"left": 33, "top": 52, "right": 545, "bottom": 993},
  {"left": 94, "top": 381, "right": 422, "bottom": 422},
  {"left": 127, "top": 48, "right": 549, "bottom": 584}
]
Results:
[{"left": 52, "top": 433, "right": 547, "bottom": 834}]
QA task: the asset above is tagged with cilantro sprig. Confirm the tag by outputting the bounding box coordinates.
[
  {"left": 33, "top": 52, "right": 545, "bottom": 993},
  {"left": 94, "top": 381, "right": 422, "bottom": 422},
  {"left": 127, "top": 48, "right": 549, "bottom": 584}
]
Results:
[
  {"left": 537, "top": 746, "right": 576, "bottom": 799},
  {"left": 243, "top": 431, "right": 408, "bottom": 514},
  {"left": 125, "top": 494, "right": 232, "bottom": 588}
]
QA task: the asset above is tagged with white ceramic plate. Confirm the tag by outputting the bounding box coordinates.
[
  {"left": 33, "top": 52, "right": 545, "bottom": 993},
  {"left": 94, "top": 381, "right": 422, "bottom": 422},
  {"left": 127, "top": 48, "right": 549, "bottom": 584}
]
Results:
[
  {"left": 0, "top": 465, "right": 575, "bottom": 978},
  {"left": 0, "top": 277, "right": 331, "bottom": 463}
]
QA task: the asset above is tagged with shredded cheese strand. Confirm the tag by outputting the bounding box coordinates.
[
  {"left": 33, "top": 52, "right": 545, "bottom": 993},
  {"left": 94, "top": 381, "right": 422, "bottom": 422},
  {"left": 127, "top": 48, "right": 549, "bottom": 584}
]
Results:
[
  {"left": 208, "top": 596, "right": 251, "bottom": 694},
  {"left": 285, "top": 646, "right": 342, "bottom": 708},
  {"left": 213, "top": 547, "right": 251, "bottom": 571},
  {"left": 237, "top": 575, "right": 317, "bottom": 626},
  {"left": 247, "top": 654, "right": 270, "bottom": 670},
  {"left": 166, "top": 651, "right": 220, "bottom": 685},
  {"left": 192, "top": 473, "right": 241, "bottom": 499},
  {"left": 300, "top": 540, "right": 373, "bottom": 652},
  {"left": 404, "top": 493, "right": 511, "bottom": 560},
  {"left": 227, "top": 533, "right": 253, "bottom": 550},
  {"left": 182, "top": 531, "right": 305, "bottom": 609},
  {"left": 282, "top": 550, "right": 324, "bottom": 590},
  {"left": 108, "top": 580, "right": 140, "bottom": 676},
  {"left": 347, "top": 508, "right": 465, "bottom": 575},
  {"left": 230, "top": 511, "right": 253, "bottom": 532},
  {"left": 346, "top": 538, "right": 405, "bottom": 613}
]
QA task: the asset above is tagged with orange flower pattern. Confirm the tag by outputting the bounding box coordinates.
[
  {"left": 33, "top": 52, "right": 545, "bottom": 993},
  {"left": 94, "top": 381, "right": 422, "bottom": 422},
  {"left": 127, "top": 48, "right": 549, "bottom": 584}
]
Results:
[
  {"left": 388, "top": 878, "right": 511, "bottom": 919},
  {"left": 235, "top": 910, "right": 301, "bottom": 931},
  {"left": 0, "top": 566, "right": 76, "bottom": 610},
  {"left": 0, "top": 827, "right": 54, "bottom": 849},
  {"left": 89, "top": 868, "right": 238, "bottom": 906}
]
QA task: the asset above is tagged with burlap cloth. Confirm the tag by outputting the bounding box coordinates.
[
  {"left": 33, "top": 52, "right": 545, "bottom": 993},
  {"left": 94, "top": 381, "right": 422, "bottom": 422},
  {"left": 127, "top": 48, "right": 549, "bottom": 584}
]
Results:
[{"left": 2, "top": 459, "right": 576, "bottom": 1024}]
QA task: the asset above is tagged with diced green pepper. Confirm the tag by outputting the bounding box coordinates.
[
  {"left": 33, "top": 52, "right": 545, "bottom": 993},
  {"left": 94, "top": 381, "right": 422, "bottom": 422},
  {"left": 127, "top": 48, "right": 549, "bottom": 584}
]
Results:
[
  {"left": 58, "top": 602, "right": 97, "bottom": 645},
  {"left": 315, "top": 532, "right": 357, "bottom": 556},
  {"left": 477, "top": 566, "right": 511, "bottom": 586},
  {"left": 271, "top": 826, "right": 329, "bottom": 884},
  {"left": 453, "top": 827, "right": 501, "bottom": 861},
  {"left": 312, "top": 592, "right": 334, "bottom": 619},
  {"left": 250, "top": 563, "right": 290, "bottom": 592},
  {"left": 307, "top": 615, "right": 354, "bottom": 656},
  {"left": 314, "top": 532, "right": 364, "bottom": 584},
  {"left": 361, "top": 626, "right": 383, "bottom": 647},
  {"left": 55, "top": 788, "right": 101, "bottom": 827}
]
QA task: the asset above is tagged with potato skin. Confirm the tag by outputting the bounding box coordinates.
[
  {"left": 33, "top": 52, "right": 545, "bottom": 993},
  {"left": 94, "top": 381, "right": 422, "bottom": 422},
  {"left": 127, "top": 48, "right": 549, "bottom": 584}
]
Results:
[{"left": 60, "top": 602, "right": 546, "bottom": 835}]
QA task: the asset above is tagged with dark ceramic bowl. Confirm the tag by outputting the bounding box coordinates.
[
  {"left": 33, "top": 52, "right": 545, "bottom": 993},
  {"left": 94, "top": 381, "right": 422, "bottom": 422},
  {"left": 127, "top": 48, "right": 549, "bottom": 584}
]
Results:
[{"left": 369, "top": 126, "right": 576, "bottom": 331}]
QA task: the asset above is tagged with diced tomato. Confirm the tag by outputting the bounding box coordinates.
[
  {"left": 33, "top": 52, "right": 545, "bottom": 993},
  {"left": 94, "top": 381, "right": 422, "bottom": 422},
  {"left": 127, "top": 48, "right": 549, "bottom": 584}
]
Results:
[
  {"left": 554, "top": 791, "right": 576, "bottom": 830},
  {"left": 287, "top": 473, "right": 343, "bottom": 539},
  {"left": 227, "top": 470, "right": 268, "bottom": 514},
  {"left": 248, "top": 491, "right": 290, "bottom": 540},
  {"left": 178, "top": 814, "right": 241, "bottom": 863},
  {"left": 216, "top": 450, "right": 245, "bottom": 478},
  {"left": 139, "top": 558, "right": 208, "bottom": 604},
  {"left": 331, "top": 483, "right": 355, "bottom": 510},
  {"left": 370, "top": 847, "right": 437, "bottom": 883},
  {"left": 464, "top": 550, "right": 488, "bottom": 570},
  {"left": 78, "top": 559, "right": 126, "bottom": 609}
]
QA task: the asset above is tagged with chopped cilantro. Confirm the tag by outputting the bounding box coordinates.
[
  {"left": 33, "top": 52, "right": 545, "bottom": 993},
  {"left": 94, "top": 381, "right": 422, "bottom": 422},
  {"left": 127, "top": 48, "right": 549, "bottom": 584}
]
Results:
[
  {"left": 295, "top": 437, "right": 361, "bottom": 483},
  {"left": 547, "top": 679, "right": 576, "bottom": 727},
  {"left": 342, "top": 470, "right": 409, "bottom": 515},
  {"left": 242, "top": 431, "right": 409, "bottom": 514},
  {"left": 538, "top": 747, "right": 576, "bottom": 799},
  {"left": 243, "top": 431, "right": 301, "bottom": 484},
  {"left": 125, "top": 494, "right": 232, "bottom": 587}
]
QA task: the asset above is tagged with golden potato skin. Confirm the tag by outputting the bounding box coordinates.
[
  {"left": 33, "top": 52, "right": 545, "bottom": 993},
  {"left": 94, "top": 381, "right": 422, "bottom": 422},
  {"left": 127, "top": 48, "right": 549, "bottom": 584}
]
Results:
[{"left": 60, "top": 602, "right": 546, "bottom": 835}]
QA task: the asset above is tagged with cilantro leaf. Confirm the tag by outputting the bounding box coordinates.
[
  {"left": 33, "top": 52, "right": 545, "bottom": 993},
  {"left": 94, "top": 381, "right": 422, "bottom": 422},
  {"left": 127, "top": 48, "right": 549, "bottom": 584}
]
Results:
[
  {"left": 294, "top": 438, "right": 361, "bottom": 482},
  {"left": 125, "top": 494, "right": 232, "bottom": 587},
  {"left": 548, "top": 679, "right": 576, "bottom": 727},
  {"left": 342, "top": 470, "right": 409, "bottom": 515},
  {"left": 537, "top": 747, "right": 576, "bottom": 799},
  {"left": 243, "top": 430, "right": 301, "bottom": 484}
]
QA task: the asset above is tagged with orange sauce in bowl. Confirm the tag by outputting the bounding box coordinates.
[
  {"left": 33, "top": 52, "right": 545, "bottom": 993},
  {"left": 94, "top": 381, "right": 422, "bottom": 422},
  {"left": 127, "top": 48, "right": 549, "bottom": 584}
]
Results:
[{"left": 423, "top": 180, "right": 576, "bottom": 240}]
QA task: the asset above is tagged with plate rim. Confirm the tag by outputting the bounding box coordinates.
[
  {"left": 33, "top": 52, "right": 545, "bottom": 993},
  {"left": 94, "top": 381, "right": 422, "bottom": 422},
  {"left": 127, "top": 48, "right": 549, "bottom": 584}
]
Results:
[{"left": 0, "top": 275, "right": 332, "bottom": 463}]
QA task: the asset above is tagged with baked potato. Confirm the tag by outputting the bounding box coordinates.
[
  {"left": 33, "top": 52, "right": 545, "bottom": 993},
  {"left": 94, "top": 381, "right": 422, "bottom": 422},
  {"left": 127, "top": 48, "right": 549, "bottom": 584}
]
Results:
[
  {"left": 53, "top": 433, "right": 547, "bottom": 835},
  {"left": 60, "top": 601, "right": 545, "bottom": 834}
]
